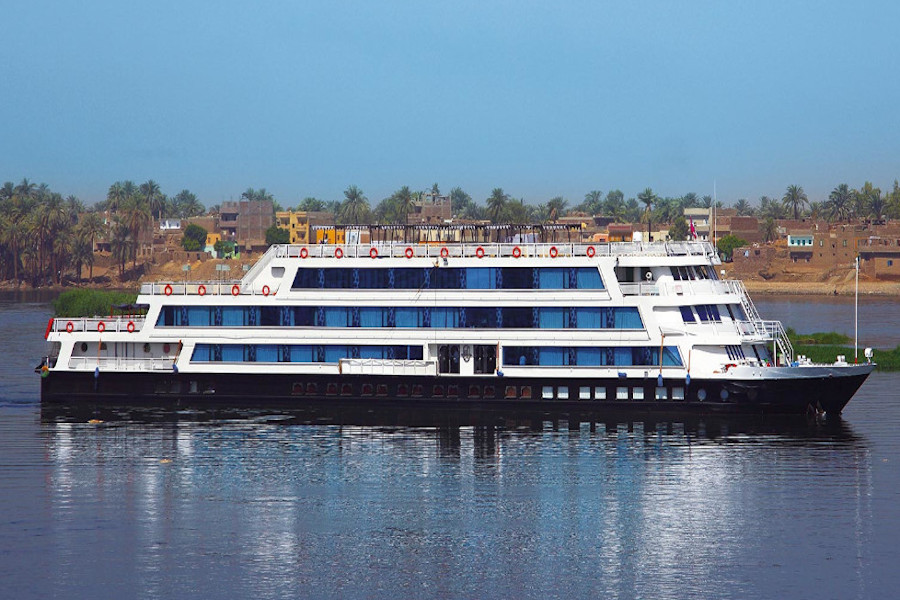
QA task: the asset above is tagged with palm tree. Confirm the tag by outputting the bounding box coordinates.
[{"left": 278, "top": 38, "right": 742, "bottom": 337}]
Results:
[
  {"left": 107, "top": 182, "right": 125, "bottom": 213},
  {"left": 121, "top": 196, "right": 150, "bottom": 269},
  {"left": 734, "top": 198, "right": 752, "bottom": 216},
  {"left": 0, "top": 208, "right": 26, "bottom": 283},
  {"left": 637, "top": 187, "right": 657, "bottom": 240},
  {"left": 486, "top": 188, "right": 508, "bottom": 223},
  {"left": 109, "top": 218, "right": 131, "bottom": 276},
  {"left": 69, "top": 234, "right": 93, "bottom": 283},
  {"left": 581, "top": 190, "right": 603, "bottom": 214},
  {"left": 339, "top": 185, "right": 369, "bottom": 224},
  {"left": 174, "top": 189, "right": 203, "bottom": 217},
  {"left": 77, "top": 212, "right": 105, "bottom": 282},
  {"left": 44, "top": 193, "right": 69, "bottom": 283},
  {"left": 547, "top": 196, "right": 568, "bottom": 221},
  {"left": 140, "top": 180, "right": 163, "bottom": 219},
  {"left": 761, "top": 217, "right": 778, "bottom": 243},
  {"left": 782, "top": 185, "right": 809, "bottom": 220},
  {"left": 828, "top": 184, "right": 853, "bottom": 223}
]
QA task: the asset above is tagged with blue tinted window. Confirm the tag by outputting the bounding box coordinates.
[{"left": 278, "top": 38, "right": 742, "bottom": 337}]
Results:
[
  {"left": 538, "top": 268, "right": 566, "bottom": 289},
  {"left": 680, "top": 306, "right": 695, "bottom": 322},
  {"left": 575, "top": 268, "right": 604, "bottom": 289}
]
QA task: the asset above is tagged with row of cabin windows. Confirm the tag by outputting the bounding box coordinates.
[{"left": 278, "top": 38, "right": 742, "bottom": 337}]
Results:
[
  {"left": 191, "top": 344, "right": 423, "bottom": 363},
  {"left": 157, "top": 305, "right": 644, "bottom": 329},
  {"left": 679, "top": 303, "right": 747, "bottom": 324},
  {"left": 291, "top": 267, "right": 604, "bottom": 290},
  {"left": 502, "top": 346, "right": 683, "bottom": 367}
]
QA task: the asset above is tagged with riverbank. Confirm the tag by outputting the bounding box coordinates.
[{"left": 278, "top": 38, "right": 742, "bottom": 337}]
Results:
[{"left": 743, "top": 281, "right": 900, "bottom": 296}]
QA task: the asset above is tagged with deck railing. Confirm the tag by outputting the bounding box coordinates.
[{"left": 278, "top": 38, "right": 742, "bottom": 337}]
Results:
[
  {"left": 51, "top": 316, "right": 146, "bottom": 334},
  {"left": 67, "top": 356, "right": 175, "bottom": 371}
]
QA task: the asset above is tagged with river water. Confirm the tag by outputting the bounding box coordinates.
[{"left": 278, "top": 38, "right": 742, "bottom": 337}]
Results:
[{"left": 1, "top": 297, "right": 898, "bottom": 599}]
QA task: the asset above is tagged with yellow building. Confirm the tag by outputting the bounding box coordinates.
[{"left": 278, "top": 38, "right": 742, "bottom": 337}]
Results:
[
  {"left": 275, "top": 211, "right": 314, "bottom": 244},
  {"left": 205, "top": 232, "right": 221, "bottom": 247}
]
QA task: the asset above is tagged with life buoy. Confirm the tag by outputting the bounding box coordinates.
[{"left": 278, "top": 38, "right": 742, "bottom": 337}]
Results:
[
  {"left": 512, "top": 246, "right": 522, "bottom": 258},
  {"left": 262, "top": 285, "right": 270, "bottom": 296},
  {"left": 475, "top": 246, "right": 485, "bottom": 258},
  {"left": 127, "top": 321, "right": 135, "bottom": 333},
  {"left": 586, "top": 245, "right": 596, "bottom": 258},
  {"left": 440, "top": 247, "right": 449, "bottom": 259},
  {"left": 405, "top": 247, "right": 414, "bottom": 259},
  {"left": 549, "top": 246, "right": 558, "bottom": 258},
  {"left": 97, "top": 321, "right": 106, "bottom": 333},
  {"left": 65, "top": 321, "right": 74, "bottom": 333},
  {"left": 334, "top": 247, "right": 343, "bottom": 259},
  {"left": 164, "top": 284, "right": 173, "bottom": 296},
  {"left": 369, "top": 247, "right": 378, "bottom": 259},
  {"left": 198, "top": 284, "right": 206, "bottom": 296},
  {"left": 231, "top": 284, "right": 240, "bottom": 296},
  {"left": 299, "top": 247, "right": 309, "bottom": 259}
]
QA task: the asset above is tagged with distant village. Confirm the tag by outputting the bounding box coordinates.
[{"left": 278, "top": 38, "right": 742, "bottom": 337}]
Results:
[{"left": 3, "top": 179, "right": 900, "bottom": 290}]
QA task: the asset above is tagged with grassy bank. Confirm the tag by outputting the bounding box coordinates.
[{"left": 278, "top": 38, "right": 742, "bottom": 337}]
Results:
[
  {"left": 52, "top": 289, "right": 138, "bottom": 317},
  {"left": 787, "top": 328, "right": 898, "bottom": 370}
]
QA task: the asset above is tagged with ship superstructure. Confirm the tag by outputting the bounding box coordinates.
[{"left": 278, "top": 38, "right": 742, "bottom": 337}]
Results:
[{"left": 41, "top": 237, "right": 873, "bottom": 414}]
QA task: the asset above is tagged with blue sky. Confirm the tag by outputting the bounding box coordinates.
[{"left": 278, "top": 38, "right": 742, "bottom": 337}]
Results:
[{"left": 3, "top": 1, "right": 899, "bottom": 208}]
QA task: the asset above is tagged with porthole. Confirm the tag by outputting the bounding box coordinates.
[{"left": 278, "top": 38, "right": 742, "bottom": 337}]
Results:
[
  {"left": 143, "top": 343, "right": 151, "bottom": 353},
  {"left": 697, "top": 388, "right": 707, "bottom": 401},
  {"left": 720, "top": 389, "right": 729, "bottom": 400},
  {"left": 80, "top": 342, "right": 88, "bottom": 352}
]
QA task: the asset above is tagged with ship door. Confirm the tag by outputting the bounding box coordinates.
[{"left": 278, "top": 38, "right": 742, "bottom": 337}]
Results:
[
  {"left": 473, "top": 345, "right": 497, "bottom": 374},
  {"left": 438, "top": 345, "right": 460, "bottom": 374}
]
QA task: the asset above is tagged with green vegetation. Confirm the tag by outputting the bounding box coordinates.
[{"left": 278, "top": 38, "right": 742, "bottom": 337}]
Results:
[
  {"left": 52, "top": 289, "right": 138, "bottom": 317},
  {"left": 788, "top": 328, "right": 899, "bottom": 370},
  {"left": 182, "top": 224, "right": 207, "bottom": 251},
  {"left": 5, "top": 176, "right": 900, "bottom": 288},
  {"left": 265, "top": 225, "right": 289, "bottom": 245},
  {"left": 717, "top": 234, "right": 748, "bottom": 261}
]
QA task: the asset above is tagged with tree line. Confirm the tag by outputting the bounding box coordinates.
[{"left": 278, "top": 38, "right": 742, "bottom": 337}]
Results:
[{"left": 4, "top": 176, "right": 900, "bottom": 287}]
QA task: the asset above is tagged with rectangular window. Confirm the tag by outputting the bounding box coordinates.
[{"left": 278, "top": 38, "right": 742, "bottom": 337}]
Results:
[
  {"left": 579, "top": 386, "right": 591, "bottom": 400},
  {"left": 656, "top": 387, "right": 667, "bottom": 400},
  {"left": 633, "top": 387, "right": 645, "bottom": 401},
  {"left": 594, "top": 387, "right": 606, "bottom": 400},
  {"left": 617, "top": 387, "right": 629, "bottom": 400},
  {"left": 680, "top": 306, "right": 695, "bottom": 323}
]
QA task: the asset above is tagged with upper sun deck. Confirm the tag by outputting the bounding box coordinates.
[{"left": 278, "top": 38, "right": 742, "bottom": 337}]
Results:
[
  {"left": 266, "top": 240, "right": 718, "bottom": 261},
  {"left": 138, "top": 240, "right": 721, "bottom": 297}
]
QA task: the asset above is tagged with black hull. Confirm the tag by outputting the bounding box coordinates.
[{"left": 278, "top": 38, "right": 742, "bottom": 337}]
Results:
[{"left": 40, "top": 369, "right": 872, "bottom": 416}]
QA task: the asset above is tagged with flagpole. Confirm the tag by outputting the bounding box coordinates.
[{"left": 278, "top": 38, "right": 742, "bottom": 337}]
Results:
[{"left": 855, "top": 256, "right": 859, "bottom": 363}]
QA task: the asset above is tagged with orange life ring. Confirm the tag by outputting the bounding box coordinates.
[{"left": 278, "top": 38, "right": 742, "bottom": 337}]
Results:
[
  {"left": 299, "top": 247, "right": 309, "bottom": 259},
  {"left": 198, "top": 284, "right": 206, "bottom": 296},
  {"left": 127, "top": 321, "right": 135, "bottom": 333},
  {"left": 512, "top": 246, "right": 522, "bottom": 258},
  {"left": 231, "top": 284, "right": 240, "bottom": 296},
  {"left": 97, "top": 321, "right": 106, "bottom": 333},
  {"left": 262, "top": 285, "right": 270, "bottom": 296},
  {"left": 405, "top": 247, "right": 414, "bottom": 259},
  {"left": 334, "top": 247, "right": 343, "bottom": 259},
  {"left": 65, "top": 321, "right": 74, "bottom": 333},
  {"left": 549, "top": 246, "right": 558, "bottom": 258},
  {"left": 440, "top": 247, "right": 449, "bottom": 258},
  {"left": 586, "top": 245, "right": 596, "bottom": 258},
  {"left": 369, "top": 247, "right": 378, "bottom": 259},
  {"left": 164, "top": 284, "right": 173, "bottom": 296},
  {"left": 475, "top": 246, "right": 485, "bottom": 258}
]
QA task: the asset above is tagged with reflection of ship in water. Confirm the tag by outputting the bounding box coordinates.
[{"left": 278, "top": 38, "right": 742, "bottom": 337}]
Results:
[{"left": 41, "top": 400, "right": 865, "bottom": 450}]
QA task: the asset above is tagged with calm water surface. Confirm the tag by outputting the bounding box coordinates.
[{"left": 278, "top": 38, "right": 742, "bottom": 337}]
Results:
[{"left": 2, "top": 299, "right": 899, "bottom": 599}]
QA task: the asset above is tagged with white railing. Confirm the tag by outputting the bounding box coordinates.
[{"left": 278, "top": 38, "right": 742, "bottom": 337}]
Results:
[
  {"left": 51, "top": 316, "right": 146, "bottom": 334},
  {"left": 339, "top": 358, "right": 437, "bottom": 376},
  {"left": 67, "top": 357, "right": 175, "bottom": 371},
  {"left": 139, "top": 281, "right": 278, "bottom": 296},
  {"left": 275, "top": 241, "right": 717, "bottom": 261},
  {"left": 624, "top": 278, "right": 744, "bottom": 297}
]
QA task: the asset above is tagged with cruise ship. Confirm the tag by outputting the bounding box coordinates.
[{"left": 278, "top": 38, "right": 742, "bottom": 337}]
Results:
[{"left": 39, "top": 231, "right": 874, "bottom": 414}]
